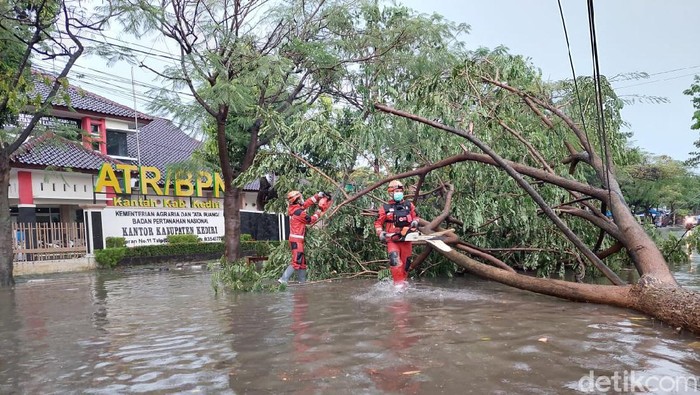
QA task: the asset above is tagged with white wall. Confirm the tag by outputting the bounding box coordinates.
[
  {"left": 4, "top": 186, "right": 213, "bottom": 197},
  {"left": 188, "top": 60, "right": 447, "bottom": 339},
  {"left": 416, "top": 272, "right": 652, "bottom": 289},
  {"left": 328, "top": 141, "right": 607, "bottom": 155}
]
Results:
[
  {"left": 8, "top": 169, "right": 18, "bottom": 200},
  {"left": 31, "top": 170, "right": 102, "bottom": 201},
  {"left": 242, "top": 191, "right": 259, "bottom": 210},
  {"left": 10, "top": 168, "right": 261, "bottom": 210},
  {"left": 105, "top": 119, "right": 133, "bottom": 130}
]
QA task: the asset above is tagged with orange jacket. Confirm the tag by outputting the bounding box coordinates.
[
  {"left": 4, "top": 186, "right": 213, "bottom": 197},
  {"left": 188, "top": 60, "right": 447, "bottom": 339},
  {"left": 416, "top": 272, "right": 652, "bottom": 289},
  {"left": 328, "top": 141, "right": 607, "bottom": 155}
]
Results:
[
  {"left": 374, "top": 199, "right": 418, "bottom": 236},
  {"left": 289, "top": 195, "right": 322, "bottom": 240}
]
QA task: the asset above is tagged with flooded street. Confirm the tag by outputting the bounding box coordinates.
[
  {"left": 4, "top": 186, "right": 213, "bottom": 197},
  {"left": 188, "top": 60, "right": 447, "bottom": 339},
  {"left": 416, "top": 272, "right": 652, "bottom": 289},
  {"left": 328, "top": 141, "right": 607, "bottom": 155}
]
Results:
[{"left": 1, "top": 259, "right": 699, "bottom": 394}]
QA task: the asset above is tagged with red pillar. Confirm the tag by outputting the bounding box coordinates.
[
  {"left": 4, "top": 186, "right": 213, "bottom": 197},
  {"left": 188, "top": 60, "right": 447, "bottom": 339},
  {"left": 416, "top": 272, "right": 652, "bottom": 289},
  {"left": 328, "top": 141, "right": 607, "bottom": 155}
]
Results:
[
  {"left": 17, "top": 171, "right": 34, "bottom": 205},
  {"left": 106, "top": 186, "right": 115, "bottom": 206},
  {"left": 81, "top": 117, "right": 106, "bottom": 154}
]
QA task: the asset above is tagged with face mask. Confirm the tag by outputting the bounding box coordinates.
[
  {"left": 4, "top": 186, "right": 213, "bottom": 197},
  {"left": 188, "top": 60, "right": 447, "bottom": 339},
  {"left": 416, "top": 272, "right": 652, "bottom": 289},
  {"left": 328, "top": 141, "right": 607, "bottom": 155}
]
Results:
[{"left": 393, "top": 191, "right": 404, "bottom": 201}]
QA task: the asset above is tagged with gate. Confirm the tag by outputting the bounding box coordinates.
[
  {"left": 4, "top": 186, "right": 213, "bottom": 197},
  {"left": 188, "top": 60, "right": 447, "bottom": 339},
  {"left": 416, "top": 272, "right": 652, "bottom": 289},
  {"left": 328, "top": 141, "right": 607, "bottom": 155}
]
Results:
[{"left": 12, "top": 222, "right": 87, "bottom": 261}]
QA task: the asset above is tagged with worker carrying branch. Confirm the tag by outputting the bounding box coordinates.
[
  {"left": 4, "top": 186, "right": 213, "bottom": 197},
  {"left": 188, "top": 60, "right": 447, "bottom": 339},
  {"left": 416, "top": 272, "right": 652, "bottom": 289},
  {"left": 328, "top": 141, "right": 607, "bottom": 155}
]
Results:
[{"left": 278, "top": 190, "right": 332, "bottom": 285}]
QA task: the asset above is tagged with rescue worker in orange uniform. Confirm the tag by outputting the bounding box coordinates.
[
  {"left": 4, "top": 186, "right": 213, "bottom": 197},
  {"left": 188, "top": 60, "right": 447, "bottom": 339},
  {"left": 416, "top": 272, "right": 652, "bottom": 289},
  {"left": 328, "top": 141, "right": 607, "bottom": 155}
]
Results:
[
  {"left": 374, "top": 180, "right": 419, "bottom": 287},
  {"left": 278, "top": 190, "right": 332, "bottom": 285}
]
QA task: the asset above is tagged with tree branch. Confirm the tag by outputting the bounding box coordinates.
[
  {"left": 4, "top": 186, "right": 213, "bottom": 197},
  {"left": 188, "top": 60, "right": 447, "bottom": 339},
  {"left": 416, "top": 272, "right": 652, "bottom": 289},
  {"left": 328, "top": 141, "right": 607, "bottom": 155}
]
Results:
[{"left": 374, "top": 102, "right": 625, "bottom": 286}]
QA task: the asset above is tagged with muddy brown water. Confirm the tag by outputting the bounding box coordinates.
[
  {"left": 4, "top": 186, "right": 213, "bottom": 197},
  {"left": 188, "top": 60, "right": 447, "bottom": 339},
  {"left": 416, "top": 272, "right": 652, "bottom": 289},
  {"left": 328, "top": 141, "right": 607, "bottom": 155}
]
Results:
[{"left": 1, "top": 258, "right": 699, "bottom": 394}]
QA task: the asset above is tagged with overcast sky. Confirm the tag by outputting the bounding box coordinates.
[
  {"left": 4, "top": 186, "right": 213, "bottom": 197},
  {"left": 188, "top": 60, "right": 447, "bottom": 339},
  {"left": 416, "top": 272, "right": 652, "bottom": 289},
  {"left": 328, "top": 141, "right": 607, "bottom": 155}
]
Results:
[
  {"left": 400, "top": 0, "right": 700, "bottom": 162},
  {"left": 53, "top": 0, "right": 700, "bottom": 162}
]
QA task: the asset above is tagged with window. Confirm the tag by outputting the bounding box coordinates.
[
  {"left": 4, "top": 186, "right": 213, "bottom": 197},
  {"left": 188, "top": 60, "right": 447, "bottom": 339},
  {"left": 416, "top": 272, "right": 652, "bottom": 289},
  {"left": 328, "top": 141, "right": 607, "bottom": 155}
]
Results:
[
  {"left": 36, "top": 207, "right": 61, "bottom": 224},
  {"left": 106, "top": 130, "right": 129, "bottom": 157},
  {"left": 75, "top": 209, "right": 84, "bottom": 223},
  {"left": 91, "top": 140, "right": 101, "bottom": 151},
  {"left": 90, "top": 124, "right": 100, "bottom": 136}
]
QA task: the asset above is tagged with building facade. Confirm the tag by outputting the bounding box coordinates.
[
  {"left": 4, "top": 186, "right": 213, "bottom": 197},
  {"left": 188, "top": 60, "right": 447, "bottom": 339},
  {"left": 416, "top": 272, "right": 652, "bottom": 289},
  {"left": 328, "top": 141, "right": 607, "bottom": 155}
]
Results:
[{"left": 9, "top": 77, "right": 274, "bottom": 260}]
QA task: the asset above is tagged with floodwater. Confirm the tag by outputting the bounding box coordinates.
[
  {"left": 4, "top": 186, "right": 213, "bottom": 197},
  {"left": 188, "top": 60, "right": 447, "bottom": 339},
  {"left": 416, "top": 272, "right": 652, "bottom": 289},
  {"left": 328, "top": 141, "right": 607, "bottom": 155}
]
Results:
[{"left": 0, "top": 260, "right": 699, "bottom": 394}]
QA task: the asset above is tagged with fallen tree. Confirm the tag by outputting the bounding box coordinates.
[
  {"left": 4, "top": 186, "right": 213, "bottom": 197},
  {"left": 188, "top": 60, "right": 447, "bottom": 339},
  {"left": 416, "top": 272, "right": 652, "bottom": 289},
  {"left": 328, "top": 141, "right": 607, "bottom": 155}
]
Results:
[
  {"left": 365, "top": 75, "right": 700, "bottom": 333},
  {"left": 244, "top": 26, "right": 699, "bottom": 332}
]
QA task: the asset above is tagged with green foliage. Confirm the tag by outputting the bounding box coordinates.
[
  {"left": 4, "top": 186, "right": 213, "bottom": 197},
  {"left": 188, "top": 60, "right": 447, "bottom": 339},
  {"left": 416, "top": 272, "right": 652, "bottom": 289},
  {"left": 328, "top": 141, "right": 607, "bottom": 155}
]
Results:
[
  {"left": 683, "top": 229, "right": 700, "bottom": 256},
  {"left": 619, "top": 154, "right": 700, "bottom": 216},
  {"left": 659, "top": 233, "right": 691, "bottom": 266},
  {"left": 105, "top": 237, "right": 127, "bottom": 248},
  {"left": 211, "top": 257, "right": 281, "bottom": 293},
  {"left": 683, "top": 75, "right": 700, "bottom": 166},
  {"left": 166, "top": 234, "right": 200, "bottom": 244},
  {"left": 111, "top": 0, "right": 681, "bottom": 286},
  {"left": 95, "top": 248, "right": 127, "bottom": 268},
  {"left": 126, "top": 242, "right": 223, "bottom": 257},
  {"left": 96, "top": 240, "right": 280, "bottom": 270},
  {"left": 111, "top": 0, "right": 470, "bottom": 274}
]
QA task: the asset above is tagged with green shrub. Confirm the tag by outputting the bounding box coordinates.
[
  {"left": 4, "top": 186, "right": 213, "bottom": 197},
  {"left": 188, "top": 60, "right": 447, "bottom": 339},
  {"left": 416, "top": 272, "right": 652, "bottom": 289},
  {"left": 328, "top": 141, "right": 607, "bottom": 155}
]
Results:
[
  {"left": 211, "top": 257, "right": 280, "bottom": 293},
  {"left": 95, "top": 240, "right": 282, "bottom": 270},
  {"left": 127, "top": 242, "right": 224, "bottom": 257},
  {"left": 252, "top": 241, "right": 275, "bottom": 256},
  {"left": 95, "top": 247, "right": 127, "bottom": 268},
  {"left": 166, "top": 234, "right": 201, "bottom": 244},
  {"left": 240, "top": 233, "right": 254, "bottom": 242},
  {"left": 106, "top": 237, "right": 126, "bottom": 248}
]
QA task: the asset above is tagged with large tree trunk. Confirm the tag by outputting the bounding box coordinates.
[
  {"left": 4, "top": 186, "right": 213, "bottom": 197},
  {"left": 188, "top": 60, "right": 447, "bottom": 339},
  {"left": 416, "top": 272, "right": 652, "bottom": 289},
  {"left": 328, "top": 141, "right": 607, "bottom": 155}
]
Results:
[
  {"left": 437, "top": 245, "right": 700, "bottom": 334},
  {"left": 214, "top": 109, "right": 240, "bottom": 262},
  {"left": 223, "top": 187, "right": 243, "bottom": 261},
  {"left": 0, "top": 152, "right": 15, "bottom": 287},
  {"left": 602, "top": 166, "right": 678, "bottom": 284}
]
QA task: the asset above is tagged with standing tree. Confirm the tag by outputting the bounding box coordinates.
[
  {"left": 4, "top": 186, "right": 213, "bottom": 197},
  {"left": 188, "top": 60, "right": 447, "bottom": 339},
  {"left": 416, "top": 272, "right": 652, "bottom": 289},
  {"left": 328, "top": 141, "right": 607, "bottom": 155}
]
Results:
[
  {"left": 113, "top": 0, "right": 455, "bottom": 261},
  {"left": 0, "top": 0, "right": 110, "bottom": 287},
  {"left": 620, "top": 154, "right": 700, "bottom": 223}
]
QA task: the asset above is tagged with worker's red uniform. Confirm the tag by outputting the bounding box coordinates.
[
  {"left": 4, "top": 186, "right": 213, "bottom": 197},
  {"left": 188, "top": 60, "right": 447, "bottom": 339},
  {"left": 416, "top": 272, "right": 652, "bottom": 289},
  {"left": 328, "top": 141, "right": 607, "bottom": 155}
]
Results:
[
  {"left": 288, "top": 194, "right": 323, "bottom": 270},
  {"left": 375, "top": 199, "right": 418, "bottom": 285}
]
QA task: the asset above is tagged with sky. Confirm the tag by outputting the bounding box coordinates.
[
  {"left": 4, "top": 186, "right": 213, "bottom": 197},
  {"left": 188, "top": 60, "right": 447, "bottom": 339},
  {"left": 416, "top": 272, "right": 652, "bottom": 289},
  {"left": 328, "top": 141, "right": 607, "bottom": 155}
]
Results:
[
  {"left": 400, "top": 0, "right": 700, "bottom": 162},
  {"left": 49, "top": 0, "right": 700, "bottom": 162}
]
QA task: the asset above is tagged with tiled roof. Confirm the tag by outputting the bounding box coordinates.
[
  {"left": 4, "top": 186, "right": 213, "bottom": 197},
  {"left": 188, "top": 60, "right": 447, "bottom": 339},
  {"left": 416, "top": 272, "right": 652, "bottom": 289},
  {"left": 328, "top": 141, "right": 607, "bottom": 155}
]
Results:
[
  {"left": 126, "top": 118, "right": 202, "bottom": 174},
  {"left": 245, "top": 178, "right": 262, "bottom": 191},
  {"left": 126, "top": 119, "right": 262, "bottom": 191},
  {"left": 33, "top": 73, "right": 153, "bottom": 121},
  {"left": 10, "top": 133, "right": 121, "bottom": 171}
]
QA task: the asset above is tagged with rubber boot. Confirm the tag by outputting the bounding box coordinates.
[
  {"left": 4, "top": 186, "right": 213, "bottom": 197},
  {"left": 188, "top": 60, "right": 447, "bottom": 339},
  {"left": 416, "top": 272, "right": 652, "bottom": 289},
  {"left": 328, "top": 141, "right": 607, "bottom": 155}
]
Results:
[
  {"left": 279, "top": 265, "right": 295, "bottom": 284},
  {"left": 297, "top": 269, "right": 307, "bottom": 284}
]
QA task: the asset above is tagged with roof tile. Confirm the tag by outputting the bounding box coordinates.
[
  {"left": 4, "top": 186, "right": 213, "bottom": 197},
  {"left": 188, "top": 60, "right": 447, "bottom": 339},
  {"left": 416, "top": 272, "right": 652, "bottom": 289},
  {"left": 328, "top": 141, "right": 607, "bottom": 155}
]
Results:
[
  {"left": 10, "top": 134, "right": 121, "bottom": 171},
  {"left": 33, "top": 73, "right": 153, "bottom": 121}
]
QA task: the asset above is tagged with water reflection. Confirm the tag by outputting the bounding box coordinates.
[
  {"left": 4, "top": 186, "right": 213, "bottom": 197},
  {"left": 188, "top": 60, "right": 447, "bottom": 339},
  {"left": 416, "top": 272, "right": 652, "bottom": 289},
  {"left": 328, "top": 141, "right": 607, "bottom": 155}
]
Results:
[
  {"left": 366, "top": 297, "right": 422, "bottom": 394},
  {"left": 0, "top": 268, "right": 698, "bottom": 394}
]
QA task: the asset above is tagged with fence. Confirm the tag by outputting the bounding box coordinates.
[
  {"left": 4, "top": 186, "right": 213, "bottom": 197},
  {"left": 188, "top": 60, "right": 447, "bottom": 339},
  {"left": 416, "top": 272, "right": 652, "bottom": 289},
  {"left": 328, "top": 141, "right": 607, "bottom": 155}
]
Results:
[{"left": 12, "top": 222, "right": 87, "bottom": 261}]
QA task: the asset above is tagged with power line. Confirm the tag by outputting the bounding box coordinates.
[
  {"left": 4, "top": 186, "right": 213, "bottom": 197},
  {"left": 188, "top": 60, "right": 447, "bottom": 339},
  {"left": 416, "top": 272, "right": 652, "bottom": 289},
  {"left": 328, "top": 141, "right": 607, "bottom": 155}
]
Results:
[
  {"left": 556, "top": 0, "right": 591, "bottom": 147},
  {"left": 33, "top": 64, "right": 158, "bottom": 107},
  {"left": 614, "top": 71, "right": 700, "bottom": 91},
  {"left": 77, "top": 34, "right": 182, "bottom": 63},
  {"left": 644, "top": 64, "right": 700, "bottom": 78},
  {"left": 586, "top": 0, "right": 613, "bottom": 204},
  {"left": 31, "top": 61, "right": 196, "bottom": 119},
  {"left": 34, "top": 59, "right": 194, "bottom": 99},
  {"left": 85, "top": 31, "right": 182, "bottom": 59}
]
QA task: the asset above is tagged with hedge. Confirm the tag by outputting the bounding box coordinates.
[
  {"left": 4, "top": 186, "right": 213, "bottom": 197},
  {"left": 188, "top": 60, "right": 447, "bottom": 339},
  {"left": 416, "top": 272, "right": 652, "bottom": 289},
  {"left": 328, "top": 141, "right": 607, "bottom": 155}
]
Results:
[
  {"left": 95, "top": 240, "right": 281, "bottom": 268},
  {"left": 106, "top": 237, "right": 127, "bottom": 248},
  {"left": 166, "top": 234, "right": 201, "bottom": 244}
]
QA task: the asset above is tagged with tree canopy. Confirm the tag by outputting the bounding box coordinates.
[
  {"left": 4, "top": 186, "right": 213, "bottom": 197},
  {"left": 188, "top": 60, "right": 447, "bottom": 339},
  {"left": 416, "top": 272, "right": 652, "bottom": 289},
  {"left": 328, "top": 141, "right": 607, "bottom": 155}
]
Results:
[{"left": 683, "top": 75, "right": 700, "bottom": 166}]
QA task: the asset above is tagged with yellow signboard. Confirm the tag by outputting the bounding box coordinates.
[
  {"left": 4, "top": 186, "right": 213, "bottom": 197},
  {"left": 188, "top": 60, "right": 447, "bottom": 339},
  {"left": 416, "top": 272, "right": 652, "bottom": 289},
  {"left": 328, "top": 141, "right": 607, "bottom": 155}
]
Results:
[{"left": 94, "top": 164, "right": 226, "bottom": 198}]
